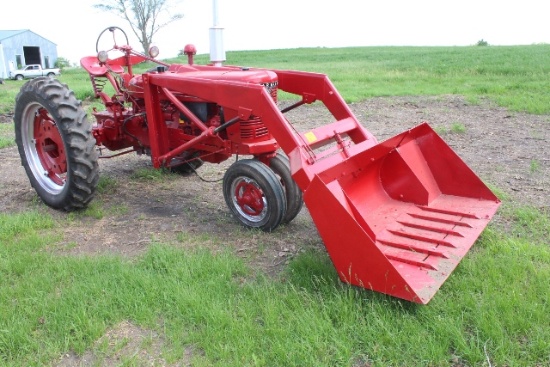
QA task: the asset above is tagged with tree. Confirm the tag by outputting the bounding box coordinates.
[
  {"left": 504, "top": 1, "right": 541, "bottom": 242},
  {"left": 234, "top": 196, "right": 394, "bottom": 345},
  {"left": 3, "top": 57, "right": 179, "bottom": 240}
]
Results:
[
  {"left": 94, "top": 0, "right": 183, "bottom": 53},
  {"left": 54, "top": 57, "right": 72, "bottom": 70},
  {"left": 476, "top": 39, "right": 489, "bottom": 46}
]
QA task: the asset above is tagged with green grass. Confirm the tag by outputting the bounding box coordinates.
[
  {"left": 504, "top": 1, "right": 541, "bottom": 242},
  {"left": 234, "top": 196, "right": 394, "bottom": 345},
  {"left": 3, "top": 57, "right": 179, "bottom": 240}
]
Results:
[
  {"left": 0, "top": 209, "right": 548, "bottom": 366},
  {"left": 507, "top": 206, "right": 550, "bottom": 245},
  {"left": 58, "top": 67, "right": 103, "bottom": 102},
  {"left": 66, "top": 201, "right": 105, "bottom": 220},
  {"left": 96, "top": 175, "right": 118, "bottom": 193},
  {"left": 530, "top": 159, "right": 540, "bottom": 174},
  {"left": 0, "top": 122, "right": 14, "bottom": 148},
  {"left": 450, "top": 122, "right": 466, "bottom": 133},
  {"left": 187, "top": 45, "right": 550, "bottom": 114},
  {"left": 130, "top": 167, "right": 174, "bottom": 181},
  {"left": 65, "top": 176, "right": 129, "bottom": 220},
  {"left": 0, "top": 80, "right": 20, "bottom": 115},
  {"left": 435, "top": 122, "right": 467, "bottom": 136},
  {"left": 2, "top": 45, "right": 550, "bottom": 115}
]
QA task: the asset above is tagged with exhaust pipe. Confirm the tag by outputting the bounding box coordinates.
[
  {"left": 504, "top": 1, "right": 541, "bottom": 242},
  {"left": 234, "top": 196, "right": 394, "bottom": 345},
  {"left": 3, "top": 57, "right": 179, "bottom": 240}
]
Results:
[{"left": 209, "top": 0, "right": 226, "bottom": 66}]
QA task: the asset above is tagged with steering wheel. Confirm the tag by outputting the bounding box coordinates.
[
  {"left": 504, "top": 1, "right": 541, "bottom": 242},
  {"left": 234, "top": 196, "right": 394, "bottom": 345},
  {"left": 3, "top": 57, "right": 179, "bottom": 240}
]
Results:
[{"left": 95, "top": 26, "right": 130, "bottom": 53}]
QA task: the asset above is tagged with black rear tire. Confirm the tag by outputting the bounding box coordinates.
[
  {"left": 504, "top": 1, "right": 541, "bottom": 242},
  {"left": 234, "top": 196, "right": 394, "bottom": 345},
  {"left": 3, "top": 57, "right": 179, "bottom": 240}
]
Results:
[
  {"left": 14, "top": 77, "right": 99, "bottom": 210},
  {"left": 223, "top": 159, "right": 286, "bottom": 232},
  {"left": 268, "top": 153, "right": 304, "bottom": 224}
]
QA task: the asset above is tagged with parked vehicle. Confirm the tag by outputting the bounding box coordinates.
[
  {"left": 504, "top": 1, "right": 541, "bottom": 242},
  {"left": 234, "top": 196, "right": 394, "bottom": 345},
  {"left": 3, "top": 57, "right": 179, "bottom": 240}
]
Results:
[
  {"left": 13, "top": 27, "right": 501, "bottom": 304},
  {"left": 9, "top": 64, "right": 61, "bottom": 80}
]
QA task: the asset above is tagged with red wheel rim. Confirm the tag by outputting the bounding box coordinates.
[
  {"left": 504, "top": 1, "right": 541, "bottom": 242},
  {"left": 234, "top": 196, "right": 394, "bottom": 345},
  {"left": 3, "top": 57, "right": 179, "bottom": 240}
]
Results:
[
  {"left": 34, "top": 108, "right": 67, "bottom": 185},
  {"left": 234, "top": 180, "right": 265, "bottom": 216}
]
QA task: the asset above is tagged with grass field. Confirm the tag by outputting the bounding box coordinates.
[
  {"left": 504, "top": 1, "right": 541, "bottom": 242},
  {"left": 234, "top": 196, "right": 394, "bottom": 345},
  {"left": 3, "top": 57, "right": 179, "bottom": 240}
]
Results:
[
  {"left": 1, "top": 45, "right": 549, "bottom": 366},
  {"left": 2, "top": 44, "right": 550, "bottom": 115},
  {"left": 1, "top": 209, "right": 548, "bottom": 366}
]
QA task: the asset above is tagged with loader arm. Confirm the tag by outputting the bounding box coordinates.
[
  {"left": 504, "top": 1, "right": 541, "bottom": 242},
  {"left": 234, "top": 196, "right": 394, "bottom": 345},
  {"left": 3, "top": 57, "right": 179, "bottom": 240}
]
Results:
[{"left": 143, "top": 69, "right": 500, "bottom": 304}]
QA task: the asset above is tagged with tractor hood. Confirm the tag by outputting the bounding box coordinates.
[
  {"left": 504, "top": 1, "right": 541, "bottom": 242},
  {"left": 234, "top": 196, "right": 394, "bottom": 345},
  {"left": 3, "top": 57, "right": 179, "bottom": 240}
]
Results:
[
  {"left": 128, "top": 65, "right": 277, "bottom": 99},
  {"left": 167, "top": 64, "right": 278, "bottom": 84}
]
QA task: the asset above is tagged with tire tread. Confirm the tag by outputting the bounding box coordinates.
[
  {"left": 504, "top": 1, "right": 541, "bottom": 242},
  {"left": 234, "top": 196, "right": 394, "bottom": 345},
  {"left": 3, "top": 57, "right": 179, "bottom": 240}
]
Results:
[{"left": 14, "top": 77, "right": 99, "bottom": 211}]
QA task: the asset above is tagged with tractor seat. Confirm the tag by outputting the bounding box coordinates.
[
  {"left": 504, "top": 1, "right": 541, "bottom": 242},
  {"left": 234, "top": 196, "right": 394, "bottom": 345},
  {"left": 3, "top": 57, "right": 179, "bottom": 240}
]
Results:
[{"left": 81, "top": 56, "right": 124, "bottom": 76}]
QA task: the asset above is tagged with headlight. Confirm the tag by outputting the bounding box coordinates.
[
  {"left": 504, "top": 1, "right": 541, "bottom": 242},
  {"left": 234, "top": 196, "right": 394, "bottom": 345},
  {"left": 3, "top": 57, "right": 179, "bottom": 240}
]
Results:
[
  {"left": 149, "top": 46, "right": 159, "bottom": 58},
  {"left": 97, "top": 51, "right": 109, "bottom": 63}
]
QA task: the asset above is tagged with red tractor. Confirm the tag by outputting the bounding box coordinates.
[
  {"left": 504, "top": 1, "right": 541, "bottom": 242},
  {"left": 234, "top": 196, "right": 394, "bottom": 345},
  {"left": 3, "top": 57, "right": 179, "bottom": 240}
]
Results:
[{"left": 14, "top": 27, "right": 500, "bottom": 304}]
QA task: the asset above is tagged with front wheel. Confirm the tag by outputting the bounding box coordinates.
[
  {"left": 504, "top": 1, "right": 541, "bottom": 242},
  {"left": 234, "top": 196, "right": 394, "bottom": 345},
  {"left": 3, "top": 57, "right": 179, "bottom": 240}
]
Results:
[
  {"left": 14, "top": 77, "right": 99, "bottom": 210},
  {"left": 268, "top": 153, "right": 304, "bottom": 224},
  {"left": 15, "top": 74, "right": 24, "bottom": 81},
  {"left": 223, "top": 159, "right": 286, "bottom": 232}
]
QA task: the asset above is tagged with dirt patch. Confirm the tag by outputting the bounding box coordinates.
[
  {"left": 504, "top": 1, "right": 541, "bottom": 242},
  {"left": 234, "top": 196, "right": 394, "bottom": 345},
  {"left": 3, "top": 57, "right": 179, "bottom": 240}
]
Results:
[
  {"left": 1, "top": 95, "right": 548, "bottom": 264},
  {"left": 54, "top": 320, "right": 196, "bottom": 367},
  {"left": 0, "top": 113, "right": 12, "bottom": 124}
]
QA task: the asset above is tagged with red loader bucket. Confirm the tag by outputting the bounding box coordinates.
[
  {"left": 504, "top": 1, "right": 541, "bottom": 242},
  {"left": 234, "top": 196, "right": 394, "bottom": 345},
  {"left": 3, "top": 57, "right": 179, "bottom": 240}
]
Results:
[{"left": 302, "top": 123, "right": 501, "bottom": 304}]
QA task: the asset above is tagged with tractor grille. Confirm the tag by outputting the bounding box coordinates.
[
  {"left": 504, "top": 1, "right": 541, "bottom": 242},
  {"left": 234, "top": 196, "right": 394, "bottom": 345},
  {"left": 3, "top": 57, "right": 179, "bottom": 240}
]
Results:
[
  {"left": 240, "top": 116, "right": 269, "bottom": 140},
  {"left": 262, "top": 82, "right": 278, "bottom": 103}
]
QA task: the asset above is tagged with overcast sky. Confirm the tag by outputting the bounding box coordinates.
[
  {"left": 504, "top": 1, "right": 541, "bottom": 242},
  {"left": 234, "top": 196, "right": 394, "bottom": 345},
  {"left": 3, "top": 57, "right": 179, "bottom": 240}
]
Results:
[{"left": 3, "top": 0, "right": 549, "bottom": 64}]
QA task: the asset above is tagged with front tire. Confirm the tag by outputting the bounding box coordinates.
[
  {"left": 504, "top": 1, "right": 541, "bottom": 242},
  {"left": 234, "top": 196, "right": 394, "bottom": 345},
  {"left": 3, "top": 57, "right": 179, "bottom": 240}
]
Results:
[
  {"left": 223, "top": 159, "right": 286, "bottom": 232},
  {"left": 14, "top": 77, "right": 99, "bottom": 210},
  {"left": 268, "top": 153, "right": 303, "bottom": 224}
]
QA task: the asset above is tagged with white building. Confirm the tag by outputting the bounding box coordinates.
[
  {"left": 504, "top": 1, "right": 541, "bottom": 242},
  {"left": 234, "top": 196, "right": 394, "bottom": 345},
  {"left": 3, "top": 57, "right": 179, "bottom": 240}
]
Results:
[{"left": 0, "top": 29, "right": 58, "bottom": 79}]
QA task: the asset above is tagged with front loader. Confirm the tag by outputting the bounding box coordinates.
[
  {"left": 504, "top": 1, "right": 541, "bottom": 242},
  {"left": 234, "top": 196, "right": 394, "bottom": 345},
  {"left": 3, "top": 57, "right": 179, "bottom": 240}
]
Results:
[{"left": 13, "top": 27, "right": 500, "bottom": 304}]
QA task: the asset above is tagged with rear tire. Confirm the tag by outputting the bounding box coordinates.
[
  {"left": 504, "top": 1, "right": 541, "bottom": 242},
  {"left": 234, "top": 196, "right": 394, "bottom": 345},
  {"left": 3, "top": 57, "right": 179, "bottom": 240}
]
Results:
[
  {"left": 268, "top": 153, "right": 303, "bottom": 224},
  {"left": 223, "top": 159, "right": 286, "bottom": 232},
  {"left": 14, "top": 77, "right": 99, "bottom": 210}
]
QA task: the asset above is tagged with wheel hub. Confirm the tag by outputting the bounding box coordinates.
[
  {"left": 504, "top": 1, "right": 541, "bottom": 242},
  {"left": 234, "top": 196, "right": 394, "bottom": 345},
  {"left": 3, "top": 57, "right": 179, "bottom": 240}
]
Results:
[
  {"left": 34, "top": 109, "right": 67, "bottom": 185},
  {"left": 232, "top": 177, "right": 267, "bottom": 222}
]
